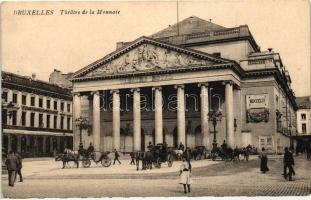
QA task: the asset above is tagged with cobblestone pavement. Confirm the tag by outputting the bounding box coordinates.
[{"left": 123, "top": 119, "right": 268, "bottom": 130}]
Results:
[{"left": 2, "top": 155, "right": 311, "bottom": 197}]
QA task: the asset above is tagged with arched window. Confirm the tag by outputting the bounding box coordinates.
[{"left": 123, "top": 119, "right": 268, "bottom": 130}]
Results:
[{"left": 211, "top": 94, "right": 223, "bottom": 111}]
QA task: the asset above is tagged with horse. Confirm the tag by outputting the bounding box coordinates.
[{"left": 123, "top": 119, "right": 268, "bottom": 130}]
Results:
[
  {"left": 173, "top": 149, "right": 183, "bottom": 160},
  {"left": 134, "top": 151, "right": 155, "bottom": 170},
  {"left": 55, "top": 149, "right": 79, "bottom": 169}
]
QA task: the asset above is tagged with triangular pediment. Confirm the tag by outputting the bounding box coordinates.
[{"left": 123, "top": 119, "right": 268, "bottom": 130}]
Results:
[{"left": 73, "top": 37, "right": 232, "bottom": 79}]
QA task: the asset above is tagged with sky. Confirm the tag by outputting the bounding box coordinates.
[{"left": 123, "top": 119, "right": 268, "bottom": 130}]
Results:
[{"left": 1, "top": 0, "right": 310, "bottom": 97}]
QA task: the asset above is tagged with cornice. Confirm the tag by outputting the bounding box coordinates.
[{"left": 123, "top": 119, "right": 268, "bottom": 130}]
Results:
[{"left": 72, "top": 63, "right": 242, "bottom": 82}]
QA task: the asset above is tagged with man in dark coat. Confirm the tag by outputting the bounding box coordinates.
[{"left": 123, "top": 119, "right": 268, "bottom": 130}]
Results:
[
  {"left": 15, "top": 152, "right": 23, "bottom": 182},
  {"left": 283, "top": 147, "right": 295, "bottom": 181},
  {"left": 5, "top": 150, "right": 19, "bottom": 187},
  {"left": 113, "top": 149, "right": 121, "bottom": 165},
  {"left": 178, "top": 142, "right": 185, "bottom": 152}
]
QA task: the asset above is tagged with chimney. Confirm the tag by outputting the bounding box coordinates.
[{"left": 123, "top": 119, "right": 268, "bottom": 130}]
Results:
[
  {"left": 32, "top": 73, "right": 36, "bottom": 80},
  {"left": 116, "top": 42, "right": 124, "bottom": 50},
  {"left": 268, "top": 48, "right": 273, "bottom": 52}
]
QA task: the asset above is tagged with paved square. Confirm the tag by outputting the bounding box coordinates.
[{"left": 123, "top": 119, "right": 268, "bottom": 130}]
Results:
[{"left": 2, "top": 155, "right": 311, "bottom": 197}]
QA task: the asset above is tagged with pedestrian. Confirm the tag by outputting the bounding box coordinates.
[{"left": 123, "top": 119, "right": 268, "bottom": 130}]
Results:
[
  {"left": 5, "top": 150, "right": 19, "bottom": 187},
  {"left": 179, "top": 158, "right": 192, "bottom": 194},
  {"left": 259, "top": 147, "right": 269, "bottom": 173},
  {"left": 129, "top": 151, "right": 135, "bottom": 165},
  {"left": 15, "top": 152, "right": 23, "bottom": 182},
  {"left": 113, "top": 149, "right": 121, "bottom": 165},
  {"left": 178, "top": 142, "right": 185, "bottom": 152},
  {"left": 283, "top": 147, "right": 295, "bottom": 181}
]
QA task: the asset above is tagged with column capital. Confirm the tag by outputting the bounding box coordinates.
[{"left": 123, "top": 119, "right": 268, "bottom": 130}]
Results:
[
  {"left": 72, "top": 92, "right": 81, "bottom": 97},
  {"left": 234, "top": 85, "right": 241, "bottom": 90},
  {"left": 90, "top": 91, "right": 100, "bottom": 96},
  {"left": 198, "top": 82, "right": 209, "bottom": 87},
  {"left": 110, "top": 89, "right": 120, "bottom": 94},
  {"left": 174, "top": 84, "right": 185, "bottom": 90},
  {"left": 130, "top": 88, "right": 141, "bottom": 93},
  {"left": 152, "top": 86, "right": 162, "bottom": 91},
  {"left": 222, "top": 80, "right": 234, "bottom": 86}
]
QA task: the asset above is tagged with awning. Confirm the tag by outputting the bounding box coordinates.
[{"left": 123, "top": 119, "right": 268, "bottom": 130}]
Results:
[{"left": 3, "top": 129, "right": 73, "bottom": 137}]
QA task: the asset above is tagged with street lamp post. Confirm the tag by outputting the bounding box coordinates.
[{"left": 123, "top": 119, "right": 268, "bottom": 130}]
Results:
[
  {"left": 75, "top": 117, "right": 91, "bottom": 152},
  {"left": 208, "top": 110, "right": 222, "bottom": 152}
]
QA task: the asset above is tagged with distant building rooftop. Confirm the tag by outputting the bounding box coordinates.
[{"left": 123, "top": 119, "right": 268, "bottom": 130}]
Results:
[
  {"left": 296, "top": 96, "right": 311, "bottom": 109},
  {"left": 151, "top": 16, "right": 226, "bottom": 38}
]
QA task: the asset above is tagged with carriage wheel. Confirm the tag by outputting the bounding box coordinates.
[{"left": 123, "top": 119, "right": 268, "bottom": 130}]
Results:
[
  {"left": 82, "top": 159, "right": 91, "bottom": 168},
  {"left": 101, "top": 157, "right": 112, "bottom": 167}
]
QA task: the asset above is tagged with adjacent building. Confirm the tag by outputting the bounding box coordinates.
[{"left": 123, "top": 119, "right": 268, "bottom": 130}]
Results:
[
  {"left": 294, "top": 96, "right": 311, "bottom": 152},
  {"left": 71, "top": 16, "right": 297, "bottom": 153},
  {"left": 2, "top": 71, "right": 73, "bottom": 157}
]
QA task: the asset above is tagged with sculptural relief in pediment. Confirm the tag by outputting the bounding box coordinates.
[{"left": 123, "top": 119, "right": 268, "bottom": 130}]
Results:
[{"left": 85, "top": 43, "right": 214, "bottom": 77}]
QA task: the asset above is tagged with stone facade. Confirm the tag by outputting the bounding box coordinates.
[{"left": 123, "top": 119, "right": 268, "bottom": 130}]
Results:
[
  {"left": 71, "top": 16, "right": 297, "bottom": 153},
  {"left": 2, "top": 71, "right": 73, "bottom": 157}
]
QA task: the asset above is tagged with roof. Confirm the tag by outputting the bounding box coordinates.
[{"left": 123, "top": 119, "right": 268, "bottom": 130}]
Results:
[
  {"left": 2, "top": 71, "right": 72, "bottom": 100},
  {"left": 151, "top": 16, "right": 226, "bottom": 38},
  {"left": 296, "top": 96, "right": 311, "bottom": 109}
]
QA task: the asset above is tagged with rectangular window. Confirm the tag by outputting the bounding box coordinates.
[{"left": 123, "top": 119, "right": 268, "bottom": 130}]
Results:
[
  {"left": 46, "top": 115, "right": 50, "bottom": 128},
  {"left": 302, "top": 123, "right": 307, "bottom": 134},
  {"left": 22, "top": 95, "right": 27, "bottom": 105},
  {"left": 54, "top": 116, "right": 57, "bottom": 129},
  {"left": 61, "top": 102, "right": 64, "bottom": 111},
  {"left": 30, "top": 113, "right": 35, "bottom": 127},
  {"left": 31, "top": 97, "right": 35, "bottom": 106},
  {"left": 67, "top": 117, "right": 71, "bottom": 130},
  {"left": 39, "top": 98, "right": 43, "bottom": 108},
  {"left": 2, "top": 91, "right": 8, "bottom": 102},
  {"left": 54, "top": 101, "right": 58, "bottom": 110},
  {"left": 39, "top": 114, "right": 43, "bottom": 128},
  {"left": 60, "top": 116, "right": 64, "bottom": 129},
  {"left": 12, "top": 111, "right": 17, "bottom": 125},
  {"left": 301, "top": 113, "right": 306, "bottom": 120},
  {"left": 2, "top": 109, "right": 7, "bottom": 124},
  {"left": 21, "top": 112, "right": 26, "bottom": 126},
  {"left": 67, "top": 104, "right": 71, "bottom": 112},
  {"left": 46, "top": 100, "right": 51, "bottom": 109},
  {"left": 12, "top": 93, "right": 17, "bottom": 103}
]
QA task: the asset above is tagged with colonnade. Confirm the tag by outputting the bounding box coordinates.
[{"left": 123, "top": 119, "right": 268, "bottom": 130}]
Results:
[{"left": 73, "top": 81, "right": 235, "bottom": 151}]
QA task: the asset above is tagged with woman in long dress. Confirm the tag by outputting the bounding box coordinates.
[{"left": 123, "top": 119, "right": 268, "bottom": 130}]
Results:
[
  {"left": 260, "top": 147, "right": 269, "bottom": 173},
  {"left": 179, "top": 158, "right": 192, "bottom": 193}
]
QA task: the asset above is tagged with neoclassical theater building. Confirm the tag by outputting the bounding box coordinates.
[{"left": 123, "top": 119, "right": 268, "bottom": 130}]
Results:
[{"left": 71, "top": 16, "right": 297, "bottom": 153}]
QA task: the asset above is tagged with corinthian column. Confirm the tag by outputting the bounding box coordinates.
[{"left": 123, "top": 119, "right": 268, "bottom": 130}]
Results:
[
  {"left": 199, "top": 83, "right": 210, "bottom": 148},
  {"left": 92, "top": 91, "right": 101, "bottom": 151},
  {"left": 132, "top": 88, "right": 141, "bottom": 151},
  {"left": 224, "top": 81, "right": 234, "bottom": 148},
  {"left": 73, "top": 93, "right": 81, "bottom": 150},
  {"left": 153, "top": 87, "right": 163, "bottom": 144},
  {"left": 175, "top": 85, "right": 186, "bottom": 146},
  {"left": 112, "top": 90, "right": 120, "bottom": 151}
]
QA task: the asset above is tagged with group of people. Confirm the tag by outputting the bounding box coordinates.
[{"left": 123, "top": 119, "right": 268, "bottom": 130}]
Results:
[
  {"left": 259, "top": 147, "right": 296, "bottom": 181},
  {"left": 5, "top": 150, "right": 23, "bottom": 187}
]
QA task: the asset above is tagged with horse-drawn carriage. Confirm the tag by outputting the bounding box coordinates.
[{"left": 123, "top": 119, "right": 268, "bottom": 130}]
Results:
[
  {"left": 55, "top": 148, "right": 112, "bottom": 168},
  {"left": 210, "top": 147, "right": 249, "bottom": 161},
  {"left": 135, "top": 143, "right": 174, "bottom": 170},
  {"left": 152, "top": 144, "right": 174, "bottom": 168},
  {"left": 79, "top": 149, "right": 112, "bottom": 168}
]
